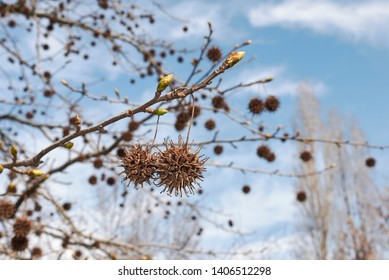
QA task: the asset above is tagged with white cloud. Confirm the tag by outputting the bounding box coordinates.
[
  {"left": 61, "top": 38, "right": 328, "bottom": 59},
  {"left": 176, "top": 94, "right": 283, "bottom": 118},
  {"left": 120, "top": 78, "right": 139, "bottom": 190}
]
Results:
[{"left": 248, "top": 0, "right": 389, "bottom": 47}]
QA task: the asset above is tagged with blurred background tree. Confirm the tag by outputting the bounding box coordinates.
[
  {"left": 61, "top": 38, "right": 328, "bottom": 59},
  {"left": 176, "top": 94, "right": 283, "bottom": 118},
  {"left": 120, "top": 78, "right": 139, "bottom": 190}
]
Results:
[{"left": 293, "top": 87, "right": 389, "bottom": 259}]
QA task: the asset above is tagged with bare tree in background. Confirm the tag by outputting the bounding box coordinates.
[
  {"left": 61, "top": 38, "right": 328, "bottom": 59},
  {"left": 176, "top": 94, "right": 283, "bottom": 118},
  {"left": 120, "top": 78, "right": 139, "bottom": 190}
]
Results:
[{"left": 293, "top": 85, "right": 389, "bottom": 259}]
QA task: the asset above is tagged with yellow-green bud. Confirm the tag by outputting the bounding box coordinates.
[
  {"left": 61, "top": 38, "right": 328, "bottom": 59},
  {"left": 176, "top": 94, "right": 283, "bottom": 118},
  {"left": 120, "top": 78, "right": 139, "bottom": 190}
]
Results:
[
  {"left": 64, "top": 142, "right": 74, "bottom": 149},
  {"left": 10, "top": 145, "right": 17, "bottom": 157},
  {"left": 153, "top": 108, "right": 168, "bottom": 116},
  {"left": 7, "top": 182, "right": 16, "bottom": 192},
  {"left": 27, "top": 169, "right": 44, "bottom": 177},
  {"left": 157, "top": 74, "right": 173, "bottom": 93},
  {"left": 0, "top": 164, "right": 3, "bottom": 174},
  {"left": 223, "top": 51, "right": 245, "bottom": 69}
]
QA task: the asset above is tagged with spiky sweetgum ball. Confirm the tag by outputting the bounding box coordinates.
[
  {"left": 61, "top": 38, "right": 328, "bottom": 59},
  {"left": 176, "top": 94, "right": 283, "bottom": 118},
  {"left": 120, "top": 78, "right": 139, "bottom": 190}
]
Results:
[
  {"left": 214, "top": 145, "right": 224, "bottom": 155},
  {"left": 62, "top": 202, "right": 72, "bottom": 211},
  {"left": 156, "top": 138, "right": 208, "bottom": 197},
  {"left": 265, "top": 95, "right": 280, "bottom": 112},
  {"left": 187, "top": 105, "right": 201, "bottom": 118},
  {"left": 128, "top": 120, "right": 140, "bottom": 131},
  {"left": 119, "top": 144, "right": 157, "bottom": 189},
  {"left": 174, "top": 120, "right": 186, "bottom": 131},
  {"left": 205, "top": 119, "right": 216, "bottom": 131},
  {"left": 257, "top": 145, "right": 271, "bottom": 158},
  {"left": 207, "top": 46, "right": 222, "bottom": 62},
  {"left": 242, "top": 185, "right": 251, "bottom": 194},
  {"left": 0, "top": 199, "right": 14, "bottom": 220},
  {"left": 32, "top": 247, "right": 43, "bottom": 258},
  {"left": 212, "top": 96, "right": 226, "bottom": 110},
  {"left": 11, "top": 236, "right": 29, "bottom": 252},
  {"left": 266, "top": 152, "right": 276, "bottom": 162},
  {"left": 248, "top": 98, "right": 265, "bottom": 115},
  {"left": 177, "top": 111, "right": 191, "bottom": 123},
  {"left": 300, "top": 151, "right": 312, "bottom": 162},
  {"left": 13, "top": 217, "right": 32, "bottom": 237},
  {"left": 365, "top": 157, "right": 376, "bottom": 168},
  {"left": 296, "top": 191, "right": 307, "bottom": 202}
]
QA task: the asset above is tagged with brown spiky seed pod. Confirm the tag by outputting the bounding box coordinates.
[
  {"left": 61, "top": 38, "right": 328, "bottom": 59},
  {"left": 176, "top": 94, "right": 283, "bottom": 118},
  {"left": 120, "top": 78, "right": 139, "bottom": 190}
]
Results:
[
  {"left": 121, "top": 131, "right": 133, "bottom": 142},
  {"left": 117, "top": 148, "right": 126, "bottom": 157},
  {"left": 300, "top": 151, "right": 312, "bottom": 162},
  {"left": 128, "top": 120, "right": 140, "bottom": 131},
  {"left": 365, "top": 157, "right": 376, "bottom": 168},
  {"left": 242, "top": 185, "right": 251, "bottom": 194},
  {"left": 296, "top": 191, "right": 307, "bottom": 202},
  {"left": 62, "top": 202, "right": 72, "bottom": 211},
  {"left": 265, "top": 95, "right": 280, "bottom": 112},
  {"left": 11, "top": 236, "right": 29, "bottom": 252},
  {"left": 187, "top": 105, "right": 201, "bottom": 118},
  {"left": 174, "top": 121, "right": 186, "bottom": 131},
  {"left": 0, "top": 199, "right": 14, "bottom": 220},
  {"left": 266, "top": 152, "right": 276, "bottom": 162},
  {"left": 212, "top": 96, "right": 226, "bottom": 110},
  {"left": 43, "top": 89, "right": 54, "bottom": 97},
  {"left": 214, "top": 145, "right": 223, "bottom": 155},
  {"left": 119, "top": 144, "right": 157, "bottom": 188},
  {"left": 177, "top": 111, "right": 190, "bottom": 123},
  {"left": 205, "top": 119, "right": 216, "bottom": 131},
  {"left": 93, "top": 158, "right": 103, "bottom": 169},
  {"left": 156, "top": 137, "right": 208, "bottom": 197},
  {"left": 249, "top": 98, "right": 265, "bottom": 114},
  {"left": 257, "top": 145, "right": 271, "bottom": 158},
  {"left": 13, "top": 217, "right": 32, "bottom": 237},
  {"left": 32, "top": 247, "right": 43, "bottom": 258},
  {"left": 207, "top": 46, "right": 222, "bottom": 62},
  {"left": 88, "top": 175, "right": 98, "bottom": 185}
]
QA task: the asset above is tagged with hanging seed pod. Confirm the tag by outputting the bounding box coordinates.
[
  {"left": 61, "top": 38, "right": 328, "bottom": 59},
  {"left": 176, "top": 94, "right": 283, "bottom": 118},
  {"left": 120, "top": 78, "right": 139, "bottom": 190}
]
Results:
[
  {"left": 265, "top": 95, "right": 280, "bottom": 112},
  {"left": 13, "top": 217, "right": 32, "bottom": 237},
  {"left": 156, "top": 137, "right": 208, "bottom": 197},
  {"left": 207, "top": 46, "right": 222, "bottom": 62},
  {"left": 11, "top": 236, "right": 29, "bottom": 252},
  {"left": 296, "top": 191, "right": 307, "bottom": 202},
  {"left": 0, "top": 199, "right": 14, "bottom": 220},
  {"left": 248, "top": 98, "right": 265, "bottom": 115},
  {"left": 300, "top": 151, "right": 312, "bottom": 162},
  {"left": 119, "top": 144, "right": 157, "bottom": 189},
  {"left": 365, "top": 157, "right": 376, "bottom": 168}
]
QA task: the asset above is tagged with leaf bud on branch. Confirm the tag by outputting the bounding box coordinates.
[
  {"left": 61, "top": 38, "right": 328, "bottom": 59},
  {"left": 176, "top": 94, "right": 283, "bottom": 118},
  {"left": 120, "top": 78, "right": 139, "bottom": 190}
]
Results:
[
  {"left": 156, "top": 74, "right": 173, "bottom": 97},
  {"left": 153, "top": 108, "right": 169, "bottom": 116},
  {"left": 27, "top": 169, "right": 44, "bottom": 177},
  {"left": 63, "top": 142, "right": 74, "bottom": 149},
  {"left": 222, "top": 51, "right": 245, "bottom": 70},
  {"left": 10, "top": 145, "right": 18, "bottom": 158}
]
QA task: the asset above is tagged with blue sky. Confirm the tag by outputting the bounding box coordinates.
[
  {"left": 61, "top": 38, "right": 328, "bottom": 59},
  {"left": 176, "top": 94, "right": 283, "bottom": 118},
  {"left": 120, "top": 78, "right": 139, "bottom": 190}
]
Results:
[{"left": 126, "top": 0, "right": 389, "bottom": 143}]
